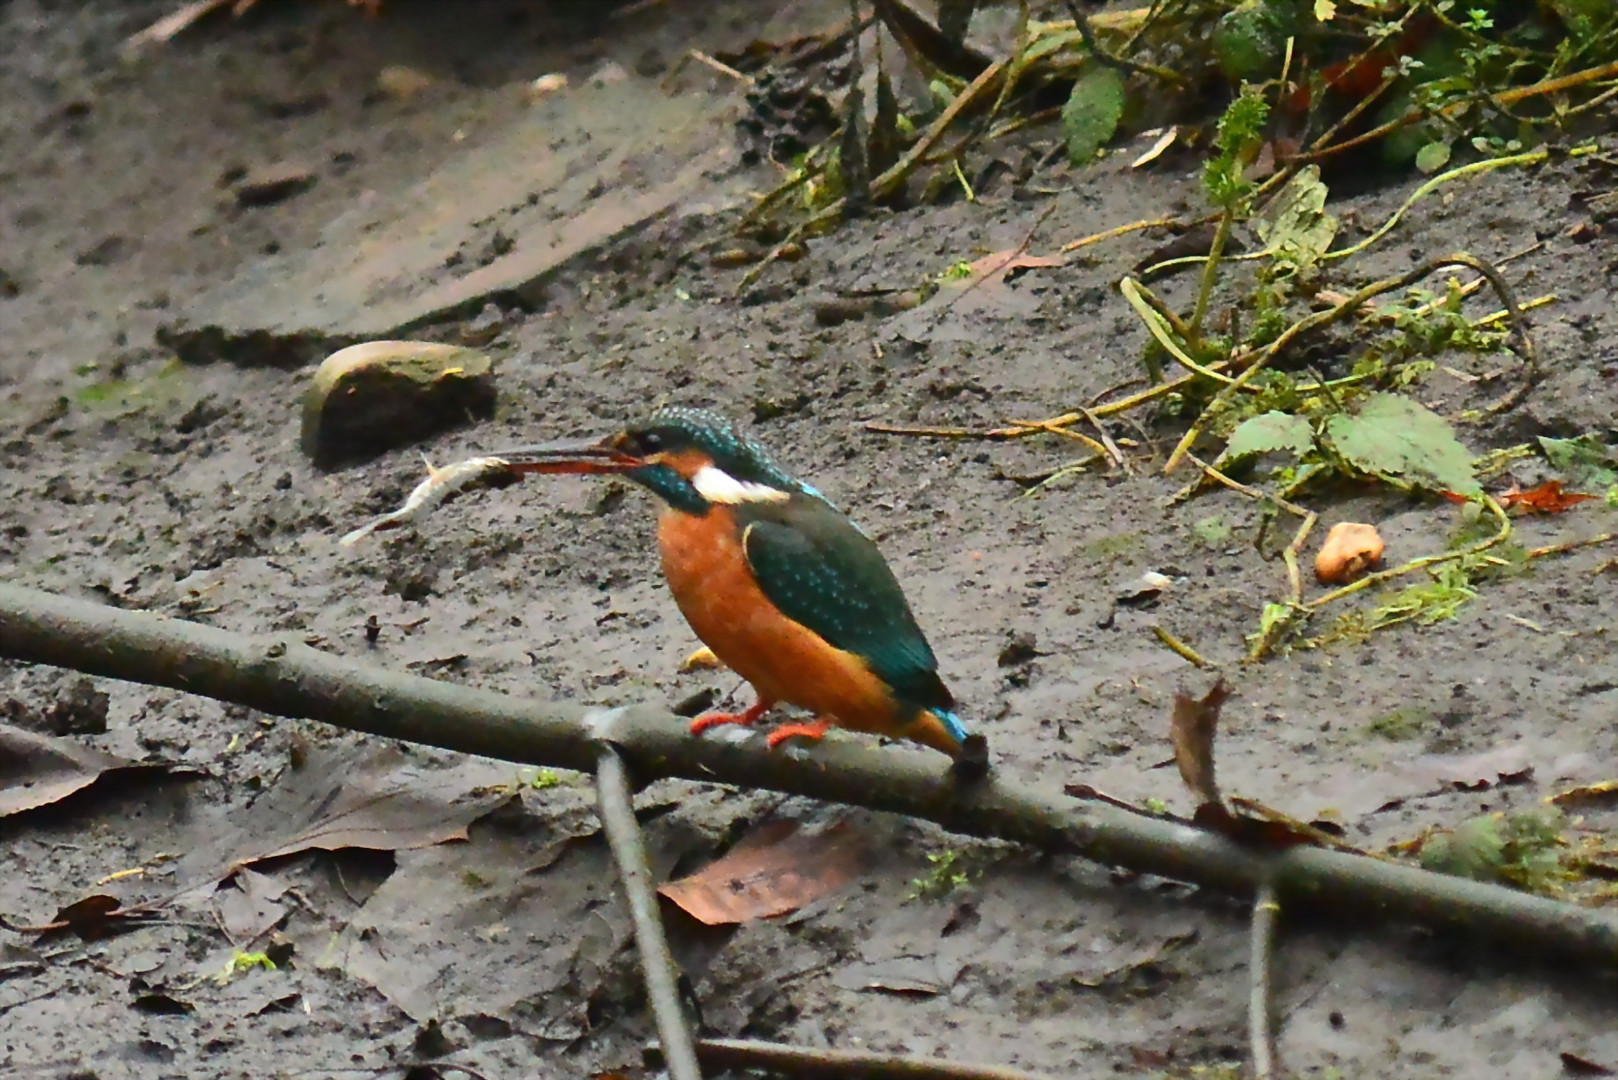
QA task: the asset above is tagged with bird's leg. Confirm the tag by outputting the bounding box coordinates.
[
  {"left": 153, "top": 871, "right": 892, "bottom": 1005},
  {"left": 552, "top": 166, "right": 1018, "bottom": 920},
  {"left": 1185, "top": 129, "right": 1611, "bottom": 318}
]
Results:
[
  {"left": 765, "top": 716, "right": 833, "bottom": 749},
  {"left": 689, "top": 695, "right": 776, "bottom": 736}
]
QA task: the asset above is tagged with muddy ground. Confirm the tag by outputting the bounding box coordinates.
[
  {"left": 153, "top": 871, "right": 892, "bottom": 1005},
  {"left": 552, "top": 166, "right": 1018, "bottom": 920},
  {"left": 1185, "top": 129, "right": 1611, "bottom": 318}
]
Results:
[{"left": 3, "top": 1, "right": 1618, "bottom": 1078}]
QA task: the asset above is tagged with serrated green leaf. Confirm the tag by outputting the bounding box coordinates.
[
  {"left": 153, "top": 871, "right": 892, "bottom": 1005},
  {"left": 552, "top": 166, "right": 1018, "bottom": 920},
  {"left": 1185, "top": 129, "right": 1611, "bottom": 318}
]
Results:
[
  {"left": 1251, "top": 166, "right": 1338, "bottom": 274},
  {"left": 1219, "top": 411, "right": 1315, "bottom": 466},
  {"left": 1061, "top": 64, "right": 1127, "bottom": 165},
  {"left": 1414, "top": 140, "right": 1452, "bottom": 174},
  {"left": 1314, "top": 0, "right": 1337, "bottom": 19},
  {"left": 1324, "top": 394, "right": 1481, "bottom": 497},
  {"left": 1538, "top": 435, "right": 1618, "bottom": 489}
]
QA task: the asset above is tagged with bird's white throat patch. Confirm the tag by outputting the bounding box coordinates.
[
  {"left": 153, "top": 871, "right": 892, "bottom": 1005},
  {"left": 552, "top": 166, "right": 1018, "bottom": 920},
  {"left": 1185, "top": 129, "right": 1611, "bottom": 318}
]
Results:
[{"left": 692, "top": 465, "right": 790, "bottom": 504}]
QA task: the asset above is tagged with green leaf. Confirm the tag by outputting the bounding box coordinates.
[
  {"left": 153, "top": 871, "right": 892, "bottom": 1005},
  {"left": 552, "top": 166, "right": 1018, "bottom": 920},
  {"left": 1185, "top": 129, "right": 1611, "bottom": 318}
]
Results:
[
  {"left": 1324, "top": 393, "right": 1481, "bottom": 497},
  {"left": 1251, "top": 166, "right": 1338, "bottom": 275},
  {"left": 1538, "top": 435, "right": 1618, "bottom": 489},
  {"left": 1219, "top": 411, "right": 1315, "bottom": 466},
  {"left": 1061, "top": 64, "right": 1127, "bottom": 165},
  {"left": 1414, "top": 140, "right": 1452, "bottom": 174},
  {"left": 1211, "top": 0, "right": 1300, "bottom": 81},
  {"left": 1421, "top": 817, "right": 1506, "bottom": 883}
]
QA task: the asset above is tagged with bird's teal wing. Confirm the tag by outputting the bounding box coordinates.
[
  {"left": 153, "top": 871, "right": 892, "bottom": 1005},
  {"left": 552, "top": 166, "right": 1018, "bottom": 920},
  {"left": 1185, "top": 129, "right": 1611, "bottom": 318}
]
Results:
[{"left": 738, "top": 497, "right": 954, "bottom": 713}]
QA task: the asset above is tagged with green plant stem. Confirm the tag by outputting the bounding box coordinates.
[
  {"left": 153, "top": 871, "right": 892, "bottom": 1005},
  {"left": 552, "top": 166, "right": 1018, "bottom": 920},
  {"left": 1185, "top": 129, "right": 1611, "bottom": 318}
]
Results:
[
  {"left": 1188, "top": 209, "right": 1234, "bottom": 344},
  {"left": 1121, "top": 277, "right": 1235, "bottom": 385}
]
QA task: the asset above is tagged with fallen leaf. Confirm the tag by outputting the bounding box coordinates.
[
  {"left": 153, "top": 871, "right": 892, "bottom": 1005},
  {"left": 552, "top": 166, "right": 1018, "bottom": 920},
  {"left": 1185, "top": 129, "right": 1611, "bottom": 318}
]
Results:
[
  {"left": 215, "top": 867, "right": 290, "bottom": 943},
  {"left": 132, "top": 992, "right": 195, "bottom": 1015},
  {"left": 0, "top": 723, "right": 187, "bottom": 819},
  {"left": 1250, "top": 166, "right": 1338, "bottom": 276},
  {"left": 228, "top": 747, "right": 508, "bottom": 871},
  {"left": 1405, "top": 745, "right": 1535, "bottom": 792},
  {"left": 953, "top": 249, "right": 1065, "bottom": 302},
  {"left": 1498, "top": 479, "right": 1597, "bottom": 515},
  {"left": 1549, "top": 779, "right": 1618, "bottom": 807},
  {"left": 1131, "top": 127, "right": 1178, "bottom": 168},
  {"left": 1562, "top": 1051, "right": 1616, "bottom": 1077},
  {"left": 4, "top": 893, "right": 163, "bottom": 942},
  {"left": 1315, "top": 521, "right": 1385, "bottom": 585},
  {"left": 834, "top": 954, "right": 962, "bottom": 996},
  {"left": 1225, "top": 797, "right": 1356, "bottom": 852},
  {"left": 1170, "top": 680, "right": 1231, "bottom": 812},
  {"left": 658, "top": 819, "right": 867, "bottom": 925}
]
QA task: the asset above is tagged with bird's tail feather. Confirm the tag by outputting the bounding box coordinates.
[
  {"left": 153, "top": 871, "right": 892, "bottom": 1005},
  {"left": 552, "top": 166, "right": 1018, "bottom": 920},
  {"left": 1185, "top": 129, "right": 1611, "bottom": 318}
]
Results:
[{"left": 908, "top": 708, "right": 970, "bottom": 757}]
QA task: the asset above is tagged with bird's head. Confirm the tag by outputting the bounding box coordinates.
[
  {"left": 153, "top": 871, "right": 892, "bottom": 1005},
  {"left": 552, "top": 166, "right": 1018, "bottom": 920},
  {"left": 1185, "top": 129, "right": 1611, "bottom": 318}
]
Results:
[{"left": 493, "top": 406, "right": 803, "bottom": 514}]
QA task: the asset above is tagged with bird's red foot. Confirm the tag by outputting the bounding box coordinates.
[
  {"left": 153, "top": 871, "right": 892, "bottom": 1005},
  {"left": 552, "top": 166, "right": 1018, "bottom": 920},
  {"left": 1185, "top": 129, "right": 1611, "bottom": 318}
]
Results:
[
  {"left": 765, "top": 718, "right": 832, "bottom": 749},
  {"left": 689, "top": 697, "right": 776, "bottom": 737}
]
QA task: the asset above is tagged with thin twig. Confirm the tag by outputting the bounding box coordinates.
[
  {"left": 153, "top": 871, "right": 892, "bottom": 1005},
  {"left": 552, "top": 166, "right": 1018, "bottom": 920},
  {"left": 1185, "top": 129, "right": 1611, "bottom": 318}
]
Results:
[
  {"left": 1302, "top": 58, "right": 1618, "bottom": 162},
  {"left": 595, "top": 747, "right": 703, "bottom": 1080},
  {"left": 1527, "top": 531, "right": 1618, "bottom": 560},
  {"left": 1063, "top": 1, "right": 1187, "bottom": 87},
  {"left": 5, "top": 583, "right": 1618, "bottom": 966},
  {"left": 1152, "top": 625, "right": 1212, "bottom": 668},
  {"left": 651, "top": 1037, "right": 1054, "bottom": 1080},
  {"left": 1249, "top": 878, "right": 1281, "bottom": 1080},
  {"left": 1059, "top": 217, "right": 1177, "bottom": 254},
  {"left": 1077, "top": 405, "right": 1132, "bottom": 473}
]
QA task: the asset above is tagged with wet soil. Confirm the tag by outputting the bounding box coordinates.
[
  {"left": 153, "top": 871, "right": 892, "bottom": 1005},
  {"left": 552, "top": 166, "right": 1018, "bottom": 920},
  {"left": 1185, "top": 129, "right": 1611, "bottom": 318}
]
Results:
[{"left": 3, "top": 2, "right": 1618, "bottom": 1078}]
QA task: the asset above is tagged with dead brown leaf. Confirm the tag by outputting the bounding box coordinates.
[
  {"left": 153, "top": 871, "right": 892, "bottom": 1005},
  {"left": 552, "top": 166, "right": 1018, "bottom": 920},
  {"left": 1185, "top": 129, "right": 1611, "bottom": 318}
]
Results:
[
  {"left": 955, "top": 249, "right": 1065, "bottom": 298},
  {"left": 1499, "top": 479, "right": 1598, "bottom": 514},
  {"left": 1550, "top": 779, "right": 1618, "bottom": 807},
  {"left": 1562, "top": 1051, "right": 1617, "bottom": 1076},
  {"left": 1170, "top": 679, "right": 1230, "bottom": 812},
  {"left": 0, "top": 722, "right": 185, "bottom": 819},
  {"left": 229, "top": 751, "right": 507, "bottom": 872},
  {"left": 658, "top": 819, "right": 867, "bottom": 925},
  {"left": 3, "top": 893, "right": 162, "bottom": 942},
  {"left": 1406, "top": 745, "right": 1535, "bottom": 793}
]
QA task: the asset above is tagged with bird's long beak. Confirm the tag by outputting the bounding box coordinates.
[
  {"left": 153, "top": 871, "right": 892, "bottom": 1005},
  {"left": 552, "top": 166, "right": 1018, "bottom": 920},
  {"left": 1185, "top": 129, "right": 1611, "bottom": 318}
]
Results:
[{"left": 489, "top": 435, "right": 643, "bottom": 476}]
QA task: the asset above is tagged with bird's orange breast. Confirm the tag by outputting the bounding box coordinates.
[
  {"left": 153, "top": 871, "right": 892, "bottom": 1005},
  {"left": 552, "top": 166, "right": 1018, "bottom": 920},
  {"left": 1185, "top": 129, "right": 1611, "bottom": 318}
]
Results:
[{"left": 658, "top": 506, "right": 903, "bottom": 734}]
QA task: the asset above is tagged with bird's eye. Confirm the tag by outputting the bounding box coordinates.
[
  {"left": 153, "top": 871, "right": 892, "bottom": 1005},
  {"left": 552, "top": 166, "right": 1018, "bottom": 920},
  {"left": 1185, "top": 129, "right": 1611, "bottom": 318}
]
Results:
[{"left": 637, "top": 431, "right": 663, "bottom": 453}]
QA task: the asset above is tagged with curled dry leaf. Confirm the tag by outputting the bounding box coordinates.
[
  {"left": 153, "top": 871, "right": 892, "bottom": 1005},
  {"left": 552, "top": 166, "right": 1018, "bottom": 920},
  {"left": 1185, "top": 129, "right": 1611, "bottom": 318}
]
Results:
[
  {"left": 1499, "top": 479, "right": 1597, "bottom": 515},
  {"left": 658, "top": 819, "right": 867, "bottom": 925},
  {"left": 1314, "top": 521, "right": 1385, "bottom": 585},
  {"left": 0, "top": 722, "right": 187, "bottom": 819},
  {"left": 3, "top": 893, "right": 162, "bottom": 942},
  {"left": 1169, "top": 679, "right": 1230, "bottom": 813}
]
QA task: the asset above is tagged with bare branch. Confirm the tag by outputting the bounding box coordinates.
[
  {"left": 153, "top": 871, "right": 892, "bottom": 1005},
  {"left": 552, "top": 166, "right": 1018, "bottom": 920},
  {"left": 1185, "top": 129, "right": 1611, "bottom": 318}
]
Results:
[{"left": 4, "top": 582, "right": 1618, "bottom": 968}]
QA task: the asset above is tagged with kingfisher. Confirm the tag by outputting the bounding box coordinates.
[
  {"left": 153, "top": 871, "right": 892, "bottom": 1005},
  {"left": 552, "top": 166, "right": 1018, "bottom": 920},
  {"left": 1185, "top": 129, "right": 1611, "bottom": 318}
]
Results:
[{"left": 493, "top": 406, "right": 975, "bottom": 760}]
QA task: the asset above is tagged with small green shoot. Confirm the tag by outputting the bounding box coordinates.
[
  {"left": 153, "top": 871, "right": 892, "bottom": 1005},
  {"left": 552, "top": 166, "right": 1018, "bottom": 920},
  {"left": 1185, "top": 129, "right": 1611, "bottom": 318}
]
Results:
[
  {"left": 908, "top": 849, "right": 976, "bottom": 901},
  {"left": 498, "top": 767, "right": 563, "bottom": 795},
  {"left": 214, "top": 950, "right": 277, "bottom": 986}
]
